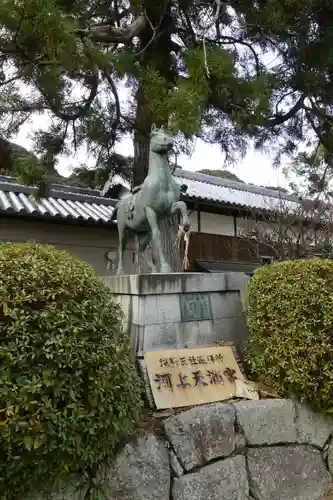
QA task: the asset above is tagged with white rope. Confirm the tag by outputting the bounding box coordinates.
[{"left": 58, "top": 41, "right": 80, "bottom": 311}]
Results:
[
  {"left": 202, "top": 37, "right": 210, "bottom": 78},
  {"left": 173, "top": 226, "right": 191, "bottom": 271},
  {"left": 202, "top": 0, "right": 222, "bottom": 78},
  {"left": 182, "top": 231, "right": 191, "bottom": 271},
  {"left": 174, "top": 225, "right": 185, "bottom": 249}
]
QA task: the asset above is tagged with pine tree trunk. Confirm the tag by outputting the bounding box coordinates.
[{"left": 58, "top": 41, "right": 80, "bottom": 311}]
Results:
[
  {"left": 131, "top": 4, "right": 183, "bottom": 274},
  {"left": 132, "top": 86, "right": 151, "bottom": 188}
]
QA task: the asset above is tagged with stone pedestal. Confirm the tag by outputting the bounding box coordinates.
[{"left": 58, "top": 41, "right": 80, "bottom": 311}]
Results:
[{"left": 102, "top": 272, "right": 249, "bottom": 356}]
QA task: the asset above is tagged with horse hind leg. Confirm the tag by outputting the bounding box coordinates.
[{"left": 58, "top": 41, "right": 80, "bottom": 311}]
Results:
[
  {"left": 151, "top": 254, "right": 159, "bottom": 274},
  {"left": 136, "top": 232, "right": 159, "bottom": 273},
  {"left": 145, "top": 206, "right": 172, "bottom": 273},
  {"left": 116, "top": 226, "right": 128, "bottom": 276}
]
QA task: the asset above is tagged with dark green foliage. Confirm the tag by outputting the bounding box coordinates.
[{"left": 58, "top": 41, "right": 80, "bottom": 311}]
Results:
[
  {"left": 0, "top": 137, "right": 132, "bottom": 190},
  {"left": 0, "top": 138, "right": 40, "bottom": 179},
  {"left": 286, "top": 144, "right": 333, "bottom": 201},
  {"left": 198, "top": 169, "right": 244, "bottom": 183},
  {"left": 0, "top": 243, "right": 143, "bottom": 499},
  {"left": 246, "top": 259, "right": 333, "bottom": 412},
  {"left": 0, "top": 138, "right": 71, "bottom": 187},
  {"left": 68, "top": 153, "right": 133, "bottom": 189}
]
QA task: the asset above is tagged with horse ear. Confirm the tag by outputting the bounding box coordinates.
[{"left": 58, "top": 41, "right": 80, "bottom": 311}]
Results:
[{"left": 151, "top": 123, "right": 157, "bottom": 132}]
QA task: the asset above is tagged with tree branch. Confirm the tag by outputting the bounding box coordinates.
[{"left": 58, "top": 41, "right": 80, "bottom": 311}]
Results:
[
  {"left": 135, "top": 5, "right": 169, "bottom": 58},
  {"left": 104, "top": 72, "right": 121, "bottom": 147},
  {"left": 36, "top": 38, "right": 99, "bottom": 122},
  {"left": 0, "top": 102, "right": 46, "bottom": 113},
  {"left": 274, "top": 90, "right": 296, "bottom": 116},
  {"left": 0, "top": 73, "right": 22, "bottom": 86},
  {"left": 212, "top": 36, "right": 261, "bottom": 76},
  {"left": 307, "top": 100, "right": 333, "bottom": 123},
  {"left": 77, "top": 15, "right": 146, "bottom": 43},
  {"left": 265, "top": 95, "right": 305, "bottom": 126},
  {"left": 39, "top": 74, "right": 99, "bottom": 122},
  {"left": 179, "top": 9, "right": 196, "bottom": 45}
]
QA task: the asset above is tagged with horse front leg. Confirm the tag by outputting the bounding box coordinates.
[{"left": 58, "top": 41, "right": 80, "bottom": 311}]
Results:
[
  {"left": 145, "top": 206, "right": 172, "bottom": 273},
  {"left": 171, "top": 201, "right": 190, "bottom": 232}
]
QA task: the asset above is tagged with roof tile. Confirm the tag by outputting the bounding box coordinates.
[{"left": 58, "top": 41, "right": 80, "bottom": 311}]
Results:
[
  {"left": 0, "top": 179, "right": 116, "bottom": 224},
  {"left": 173, "top": 169, "right": 299, "bottom": 211}
]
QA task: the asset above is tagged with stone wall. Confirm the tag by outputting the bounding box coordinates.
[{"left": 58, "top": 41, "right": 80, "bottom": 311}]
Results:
[{"left": 55, "top": 399, "right": 333, "bottom": 500}]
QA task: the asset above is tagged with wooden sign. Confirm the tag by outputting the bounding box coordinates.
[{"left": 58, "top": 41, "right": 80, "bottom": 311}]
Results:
[{"left": 144, "top": 345, "right": 245, "bottom": 410}]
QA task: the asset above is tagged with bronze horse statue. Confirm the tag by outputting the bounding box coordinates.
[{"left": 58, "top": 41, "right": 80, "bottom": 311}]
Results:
[{"left": 111, "top": 125, "right": 190, "bottom": 275}]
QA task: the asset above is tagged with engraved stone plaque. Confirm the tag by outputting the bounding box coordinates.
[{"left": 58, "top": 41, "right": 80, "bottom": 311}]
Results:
[{"left": 179, "top": 292, "right": 212, "bottom": 322}]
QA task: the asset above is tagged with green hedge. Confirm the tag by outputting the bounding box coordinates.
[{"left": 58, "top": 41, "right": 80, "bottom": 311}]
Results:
[
  {"left": 246, "top": 259, "right": 333, "bottom": 412},
  {"left": 0, "top": 243, "right": 143, "bottom": 499}
]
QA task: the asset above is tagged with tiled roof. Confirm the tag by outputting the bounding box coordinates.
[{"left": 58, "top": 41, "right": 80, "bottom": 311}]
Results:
[
  {"left": 0, "top": 176, "right": 116, "bottom": 224},
  {"left": 173, "top": 169, "right": 299, "bottom": 211},
  {"left": 0, "top": 168, "right": 299, "bottom": 225},
  {"left": 102, "top": 169, "right": 299, "bottom": 212}
]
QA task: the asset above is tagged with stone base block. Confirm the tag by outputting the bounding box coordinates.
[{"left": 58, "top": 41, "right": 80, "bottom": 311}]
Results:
[{"left": 103, "top": 272, "right": 249, "bottom": 356}]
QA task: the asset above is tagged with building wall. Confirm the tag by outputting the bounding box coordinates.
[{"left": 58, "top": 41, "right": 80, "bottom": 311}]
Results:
[
  {"left": 236, "top": 217, "right": 257, "bottom": 235},
  {"left": 195, "top": 213, "right": 319, "bottom": 250},
  {"left": 0, "top": 217, "right": 134, "bottom": 275},
  {"left": 200, "top": 212, "right": 235, "bottom": 236},
  {"left": 188, "top": 210, "right": 198, "bottom": 232},
  {"left": 190, "top": 211, "right": 236, "bottom": 236},
  {"left": 237, "top": 217, "right": 285, "bottom": 237},
  {"left": 189, "top": 211, "right": 275, "bottom": 239},
  {"left": 236, "top": 217, "right": 321, "bottom": 247}
]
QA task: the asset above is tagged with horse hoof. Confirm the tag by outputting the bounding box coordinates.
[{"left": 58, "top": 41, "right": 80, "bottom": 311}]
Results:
[{"left": 116, "top": 270, "right": 124, "bottom": 276}]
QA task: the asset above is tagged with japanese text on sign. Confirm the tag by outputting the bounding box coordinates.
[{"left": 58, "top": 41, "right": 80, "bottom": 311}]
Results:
[
  {"left": 159, "top": 352, "right": 224, "bottom": 368},
  {"left": 154, "top": 368, "right": 225, "bottom": 390},
  {"left": 179, "top": 293, "right": 212, "bottom": 322},
  {"left": 144, "top": 346, "right": 245, "bottom": 409}
]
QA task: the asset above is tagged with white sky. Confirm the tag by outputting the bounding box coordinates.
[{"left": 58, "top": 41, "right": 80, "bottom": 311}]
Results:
[
  {"left": 14, "top": 118, "right": 288, "bottom": 189},
  {"left": 115, "top": 135, "right": 287, "bottom": 187}
]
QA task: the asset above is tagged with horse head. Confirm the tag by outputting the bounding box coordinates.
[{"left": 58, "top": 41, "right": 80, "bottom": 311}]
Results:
[{"left": 150, "top": 124, "right": 174, "bottom": 155}]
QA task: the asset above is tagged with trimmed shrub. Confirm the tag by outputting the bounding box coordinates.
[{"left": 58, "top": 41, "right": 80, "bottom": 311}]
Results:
[
  {"left": 0, "top": 243, "right": 143, "bottom": 499},
  {"left": 246, "top": 259, "right": 333, "bottom": 412}
]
